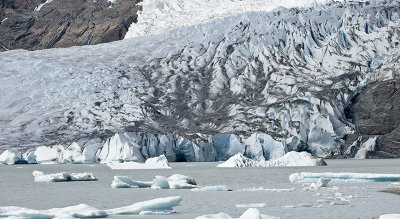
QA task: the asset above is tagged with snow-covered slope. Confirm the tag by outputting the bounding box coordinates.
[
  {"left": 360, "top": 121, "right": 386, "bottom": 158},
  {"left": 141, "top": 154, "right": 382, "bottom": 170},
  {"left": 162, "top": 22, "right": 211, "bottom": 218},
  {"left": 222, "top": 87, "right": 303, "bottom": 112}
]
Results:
[
  {"left": 125, "top": 0, "right": 343, "bottom": 38},
  {"left": 1, "top": 0, "right": 400, "bottom": 159}
]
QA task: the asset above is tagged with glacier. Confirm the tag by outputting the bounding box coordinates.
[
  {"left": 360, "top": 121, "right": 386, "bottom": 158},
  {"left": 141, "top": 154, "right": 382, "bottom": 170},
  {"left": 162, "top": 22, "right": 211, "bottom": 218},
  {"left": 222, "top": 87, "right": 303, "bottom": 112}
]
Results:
[{"left": 1, "top": 0, "right": 400, "bottom": 161}]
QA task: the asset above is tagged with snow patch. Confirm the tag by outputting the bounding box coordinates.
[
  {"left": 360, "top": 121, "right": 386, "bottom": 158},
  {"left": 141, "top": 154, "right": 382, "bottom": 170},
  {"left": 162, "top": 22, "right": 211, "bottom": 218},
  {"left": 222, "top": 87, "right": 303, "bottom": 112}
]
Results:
[
  {"left": 34, "top": 0, "right": 54, "bottom": 11},
  {"left": 236, "top": 203, "right": 266, "bottom": 208},
  {"left": 354, "top": 136, "right": 378, "bottom": 159}
]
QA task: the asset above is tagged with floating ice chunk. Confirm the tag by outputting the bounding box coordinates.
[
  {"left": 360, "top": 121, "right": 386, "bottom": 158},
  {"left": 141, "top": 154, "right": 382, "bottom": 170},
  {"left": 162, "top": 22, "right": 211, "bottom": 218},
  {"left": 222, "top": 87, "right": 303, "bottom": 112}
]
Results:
[
  {"left": 33, "top": 171, "right": 97, "bottom": 182},
  {"left": 167, "top": 174, "right": 197, "bottom": 189},
  {"left": 305, "top": 177, "right": 331, "bottom": 190},
  {"left": 111, "top": 174, "right": 197, "bottom": 189},
  {"left": 0, "top": 149, "right": 23, "bottom": 165},
  {"left": 106, "top": 155, "right": 171, "bottom": 169},
  {"left": 237, "top": 187, "right": 295, "bottom": 192},
  {"left": 111, "top": 176, "right": 153, "bottom": 188},
  {"left": 218, "top": 152, "right": 326, "bottom": 168},
  {"left": 380, "top": 214, "right": 400, "bottom": 219},
  {"left": 235, "top": 203, "right": 266, "bottom": 208},
  {"left": 106, "top": 196, "right": 182, "bottom": 215},
  {"left": 330, "top": 197, "right": 350, "bottom": 205},
  {"left": 195, "top": 208, "right": 279, "bottom": 219},
  {"left": 0, "top": 204, "right": 107, "bottom": 218},
  {"left": 289, "top": 172, "right": 400, "bottom": 183},
  {"left": 145, "top": 155, "right": 171, "bottom": 168},
  {"left": 0, "top": 196, "right": 182, "bottom": 218},
  {"left": 192, "top": 186, "right": 229, "bottom": 192}
]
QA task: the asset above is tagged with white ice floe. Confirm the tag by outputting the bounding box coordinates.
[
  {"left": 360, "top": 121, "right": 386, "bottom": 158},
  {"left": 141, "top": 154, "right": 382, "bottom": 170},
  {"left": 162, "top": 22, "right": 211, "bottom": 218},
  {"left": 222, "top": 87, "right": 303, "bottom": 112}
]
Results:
[
  {"left": 191, "top": 186, "right": 229, "bottom": 192},
  {"left": 0, "top": 149, "right": 23, "bottom": 165},
  {"left": 380, "top": 215, "right": 400, "bottom": 219},
  {"left": 237, "top": 187, "right": 295, "bottom": 192},
  {"left": 217, "top": 152, "right": 326, "bottom": 168},
  {"left": 0, "top": 196, "right": 182, "bottom": 218},
  {"left": 303, "top": 177, "right": 331, "bottom": 190},
  {"left": 33, "top": 171, "right": 98, "bottom": 182},
  {"left": 195, "top": 208, "right": 279, "bottom": 219},
  {"left": 289, "top": 172, "right": 400, "bottom": 183},
  {"left": 236, "top": 203, "right": 266, "bottom": 208},
  {"left": 111, "top": 174, "right": 197, "bottom": 189},
  {"left": 106, "top": 155, "right": 170, "bottom": 169}
]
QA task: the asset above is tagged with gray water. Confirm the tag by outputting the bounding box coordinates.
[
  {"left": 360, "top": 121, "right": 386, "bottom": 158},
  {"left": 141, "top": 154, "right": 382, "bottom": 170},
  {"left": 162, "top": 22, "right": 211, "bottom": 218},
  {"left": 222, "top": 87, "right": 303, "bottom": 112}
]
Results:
[{"left": 1, "top": 159, "right": 400, "bottom": 219}]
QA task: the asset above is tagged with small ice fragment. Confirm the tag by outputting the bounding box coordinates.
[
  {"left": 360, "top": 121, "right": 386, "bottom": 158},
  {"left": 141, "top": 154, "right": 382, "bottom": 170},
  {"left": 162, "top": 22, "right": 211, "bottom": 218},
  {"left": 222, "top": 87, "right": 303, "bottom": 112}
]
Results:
[{"left": 235, "top": 203, "right": 266, "bottom": 208}]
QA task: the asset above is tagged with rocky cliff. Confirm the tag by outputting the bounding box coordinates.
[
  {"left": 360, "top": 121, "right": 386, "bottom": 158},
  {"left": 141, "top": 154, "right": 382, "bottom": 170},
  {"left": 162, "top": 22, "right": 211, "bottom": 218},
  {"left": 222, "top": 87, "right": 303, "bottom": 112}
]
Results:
[{"left": 0, "top": 0, "right": 141, "bottom": 51}]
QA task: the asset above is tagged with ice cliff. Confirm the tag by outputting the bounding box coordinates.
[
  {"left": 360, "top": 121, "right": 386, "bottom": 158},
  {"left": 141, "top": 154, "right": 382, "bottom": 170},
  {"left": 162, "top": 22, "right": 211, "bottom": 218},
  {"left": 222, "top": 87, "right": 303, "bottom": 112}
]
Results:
[{"left": 1, "top": 0, "right": 400, "bottom": 160}]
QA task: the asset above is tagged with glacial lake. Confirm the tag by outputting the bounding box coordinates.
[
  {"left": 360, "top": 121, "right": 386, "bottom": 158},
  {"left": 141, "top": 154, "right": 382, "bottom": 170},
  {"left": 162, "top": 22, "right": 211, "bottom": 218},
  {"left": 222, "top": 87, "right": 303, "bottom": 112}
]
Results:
[{"left": 1, "top": 159, "right": 400, "bottom": 218}]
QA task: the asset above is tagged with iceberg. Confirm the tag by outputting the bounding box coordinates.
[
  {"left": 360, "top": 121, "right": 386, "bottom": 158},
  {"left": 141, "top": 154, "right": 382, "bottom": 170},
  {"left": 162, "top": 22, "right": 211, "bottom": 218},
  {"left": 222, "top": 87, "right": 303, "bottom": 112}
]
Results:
[
  {"left": 289, "top": 172, "right": 400, "bottom": 183},
  {"left": 235, "top": 203, "right": 267, "bottom": 208},
  {"left": 0, "top": 196, "right": 182, "bottom": 218},
  {"left": 191, "top": 186, "right": 229, "bottom": 192},
  {"left": 0, "top": 149, "right": 23, "bottom": 165},
  {"left": 380, "top": 215, "right": 400, "bottom": 219},
  {"left": 195, "top": 208, "right": 279, "bottom": 219},
  {"left": 112, "top": 174, "right": 197, "bottom": 189},
  {"left": 33, "top": 171, "right": 98, "bottom": 182},
  {"left": 106, "top": 155, "right": 171, "bottom": 169},
  {"left": 217, "top": 152, "right": 326, "bottom": 168}
]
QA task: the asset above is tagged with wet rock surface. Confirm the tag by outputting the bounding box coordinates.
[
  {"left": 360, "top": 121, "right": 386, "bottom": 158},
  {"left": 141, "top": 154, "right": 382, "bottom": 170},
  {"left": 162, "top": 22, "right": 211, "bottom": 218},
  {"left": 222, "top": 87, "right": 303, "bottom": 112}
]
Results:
[
  {"left": 0, "top": 0, "right": 141, "bottom": 51},
  {"left": 346, "top": 78, "right": 400, "bottom": 158}
]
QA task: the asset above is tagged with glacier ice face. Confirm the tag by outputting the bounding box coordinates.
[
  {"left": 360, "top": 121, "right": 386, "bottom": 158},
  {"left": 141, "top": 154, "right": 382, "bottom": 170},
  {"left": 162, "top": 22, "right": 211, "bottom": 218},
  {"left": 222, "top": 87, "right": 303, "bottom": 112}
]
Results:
[
  {"left": 106, "top": 154, "right": 171, "bottom": 169},
  {"left": 0, "top": 149, "right": 23, "bottom": 165},
  {"left": 217, "top": 151, "right": 326, "bottom": 167},
  {"left": 1, "top": 0, "right": 400, "bottom": 158}
]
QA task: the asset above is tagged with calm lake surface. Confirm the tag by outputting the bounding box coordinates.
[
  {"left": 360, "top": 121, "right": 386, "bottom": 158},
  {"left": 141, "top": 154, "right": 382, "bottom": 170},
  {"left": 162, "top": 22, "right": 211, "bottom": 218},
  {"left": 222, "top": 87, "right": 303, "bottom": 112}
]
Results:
[{"left": 1, "top": 159, "right": 400, "bottom": 218}]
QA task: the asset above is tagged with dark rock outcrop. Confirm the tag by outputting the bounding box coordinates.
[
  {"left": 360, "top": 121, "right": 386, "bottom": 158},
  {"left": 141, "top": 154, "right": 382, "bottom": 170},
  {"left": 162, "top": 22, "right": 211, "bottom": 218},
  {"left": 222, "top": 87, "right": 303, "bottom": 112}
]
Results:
[
  {"left": 346, "top": 78, "right": 400, "bottom": 158},
  {"left": 0, "top": 0, "right": 141, "bottom": 51}
]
